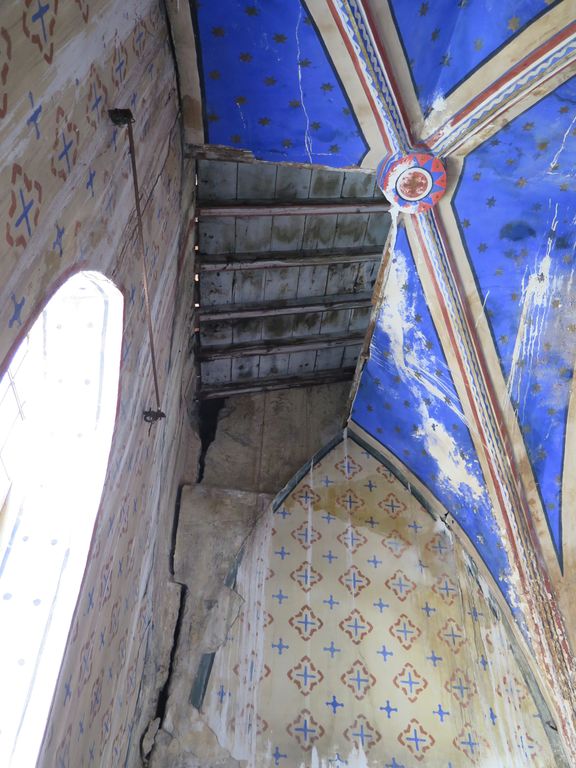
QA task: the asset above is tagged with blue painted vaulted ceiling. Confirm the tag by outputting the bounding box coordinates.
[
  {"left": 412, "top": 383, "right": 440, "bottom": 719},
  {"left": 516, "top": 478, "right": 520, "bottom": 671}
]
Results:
[{"left": 192, "top": 1, "right": 576, "bottom": 619}]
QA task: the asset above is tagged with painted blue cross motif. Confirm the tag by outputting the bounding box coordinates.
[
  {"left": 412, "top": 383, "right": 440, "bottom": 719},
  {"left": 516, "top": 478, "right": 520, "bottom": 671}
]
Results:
[
  {"left": 115, "top": 51, "right": 126, "bottom": 81},
  {"left": 274, "top": 506, "right": 291, "bottom": 519},
  {"left": 329, "top": 754, "right": 348, "bottom": 766},
  {"left": 385, "top": 760, "right": 404, "bottom": 768},
  {"left": 323, "top": 550, "right": 337, "bottom": 563},
  {"left": 377, "top": 645, "right": 393, "bottom": 662},
  {"left": 438, "top": 579, "right": 457, "bottom": 598},
  {"left": 365, "top": 515, "right": 378, "bottom": 528},
  {"left": 8, "top": 294, "right": 25, "bottom": 328},
  {"left": 272, "top": 746, "right": 287, "bottom": 765},
  {"left": 299, "top": 489, "right": 314, "bottom": 505},
  {"left": 297, "top": 612, "right": 316, "bottom": 633},
  {"left": 296, "top": 526, "right": 312, "bottom": 544},
  {"left": 444, "top": 625, "right": 463, "bottom": 646},
  {"left": 86, "top": 168, "right": 96, "bottom": 196},
  {"left": 430, "top": 538, "right": 448, "bottom": 555},
  {"left": 342, "top": 493, "right": 360, "bottom": 511},
  {"left": 63, "top": 675, "right": 72, "bottom": 704},
  {"left": 274, "top": 545, "right": 289, "bottom": 560},
  {"left": 296, "top": 664, "right": 316, "bottom": 687},
  {"left": 349, "top": 669, "right": 369, "bottom": 692},
  {"left": 323, "top": 641, "right": 341, "bottom": 658},
  {"left": 58, "top": 131, "right": 74, "bottom": 174},
  {"left": 391, "top": 575, "right": 411, "bottom": 594},
  {"left": 53, "top": 222, "right": 64, "bottom": 256},
  {"left": 91, "top": 83, "right": 103, "bottom": 118},
  {"left": 408, "top": 520, "right": 423, "bottom": 534},
  {"left": 27, "top": 92, "right": 42, "bottom": 139},
  {"left": 417, "top": 559, "right": 428, "bottom": 573},
  {"left": 399, "top": 671, "right": 420, "bottom": 695},
  {"left": 517, "top": 733, "right": 536, "bottom": 757},
  {"left": 365, "top": 479, "right": 377, "bottom": 492},
  {"left": 346, "top": 617, "right": 366, "bottom": 638},
  {"left": 380, "top": 700, "right": 398, "bottom": 718},
  {"left": 32, "top": 0, "right": 50, "bottom": 43},
  {"left": 489, "top": 707, "right": 497, "bottom": 725},
  {"left": 460, "top": 732, "right": 480, "bottom": 755},
  {"left": 352, "top": 722, "right": 373, "bottom": 747},
  {"left": 15, "top": 188, "right": 34, "bottom": 237},
  {"left": 272, "top": 589, "right": 287, "bottom": 604},
  {"left": 342, "top": 457, "right": 355, "bottom": 477},
  {"left": 322, "top": 511, "right": 336, "bottom": 523},
  {"left": 294, "top": 717, "right": 316, "bottom": 742},
  {"left": 395, "top": 621, "right": 414, "bottom": 642},
  {"left": 323, "top": 594, "right": 339, "bottom": 610},
  {"left": 468, "top": 605, "right": 483, "bottom": 622},
  {"left": 479, "top": 655, "right": 488, "bottom": 671},
  {"left": 297, "top": 567, "right": 311, "bottom": 586},
  {"left": 367, "top": 555, "right": 382, "bottom": 569},
  {"left": 452, "top": 676, "right": 469, "bottom": 700},
  {"left": 406, "top": 727, "right": 428, "bottom": 752},
  {"left": 427, "top": 650, "right": 442, "bottom": 667},
  {"left": 433, "top": 704, "right": 450, "bottom": 722},
  {"left": 373, "top": 598, "right": 389, "bottom": 613},
  {"left": 322, "top": 475, "right": 334, "bottom": 487},
  {"left": 217, "top": 685, "right": 228, "bottom": 703},
  {"left": 272, "top": 638, "right": 288, "bottom": 655},
  {"left": 326, "top": 695, "right": 344, "bottom": 714},
  {"left": 345, "top": 569, "right": 366, "bottom": 592},
  {"left": 383, "top": 496, "right": 401, "bottom": 514},
  {"left": 422, "top": 602, "right": 436, "bottom": 617}
]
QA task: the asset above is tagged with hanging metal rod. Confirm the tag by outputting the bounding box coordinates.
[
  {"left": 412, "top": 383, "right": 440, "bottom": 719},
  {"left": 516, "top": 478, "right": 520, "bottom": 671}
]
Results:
[{"left": 108, "top": 108, "right": 165, "bottom": 426}]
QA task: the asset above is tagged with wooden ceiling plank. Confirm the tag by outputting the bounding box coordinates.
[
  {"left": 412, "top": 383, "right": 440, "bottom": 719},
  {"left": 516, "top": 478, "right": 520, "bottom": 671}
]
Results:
[
  {"left": 200, "top": 250, "right": 382, "bottom": 271},
  {"left": 199, "top": 292, "right": 373, "bottom": 321},
  {"left": 199, "top": 331, "right": 366, "bottom": 360},
  {"left": 198, "top": 201, "right": 390, "bottom": 218},
  {"left": 197, "top": 367, "right": 356, "bottom": 399}
]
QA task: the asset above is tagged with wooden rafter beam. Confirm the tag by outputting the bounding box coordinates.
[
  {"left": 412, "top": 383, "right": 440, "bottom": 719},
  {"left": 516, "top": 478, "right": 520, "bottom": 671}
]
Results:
[
  {"left": 199, "top": 292, "right": 373, "bottom": 321},
  {"left": 199, "top": 332, "right": 365, "bottom": 360},
  {"left": 200, "top": 248, "right": 383, "bottom": 272},
  {"left": 197, "top": 200, "right": 390, "bottom": 218},
  {"left": 197, "top": 367, "right": 356, "bottom": 399}
]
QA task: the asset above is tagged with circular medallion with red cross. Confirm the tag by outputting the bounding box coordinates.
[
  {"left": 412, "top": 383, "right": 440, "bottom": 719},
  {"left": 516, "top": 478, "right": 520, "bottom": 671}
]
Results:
[{"left": 377, "top": 151, "right": 447, "bottom": 213}]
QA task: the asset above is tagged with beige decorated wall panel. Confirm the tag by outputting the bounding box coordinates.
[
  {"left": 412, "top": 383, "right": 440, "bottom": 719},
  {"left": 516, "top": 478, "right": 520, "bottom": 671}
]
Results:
[
  {"left": 204, "top": 436, "right": 557, "bottom": 766},
  {"left": 0, "top": 1, "right": 193, "bottom": 766}
]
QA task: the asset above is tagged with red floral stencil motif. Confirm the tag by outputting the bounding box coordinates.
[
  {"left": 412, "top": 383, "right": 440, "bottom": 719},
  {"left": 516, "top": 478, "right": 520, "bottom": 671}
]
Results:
[
  {"left": 0, "top": 27, "right": 12, "bottom": 119},
  {"left": 378, "top": 492, "right": 405, "bottom": 519},
  {"left": 393, "top": 662, "right": 428, "bottom": 703},
  {"left": 341, "top": 660, "right": 376, "bottom": 700},
  {"left": 453, "top": 724, "right": 488, "bottom": 765},
  {"left": 445, "top": 668, "right": 477, "bottom": 708},
  {"left": 385, "top": 569, "right": 416, "bottom": 602},
  {"left": 6, "top": 164, "right": 42, "bottom": 249},
  {"left": 344, "top": 716, "right": 381, "bottom": 753},
  {"left": 287, "top": 709, "right": 324, "bottom": 752},
  {"left": 398, "top": 719, "right": 435, "bottom": 761},
  {"left": 389, "top": 613, "right": 421, "bottom": 650},
  {"left": 288, "top": 656, "right": 323, "bottom": 695}
]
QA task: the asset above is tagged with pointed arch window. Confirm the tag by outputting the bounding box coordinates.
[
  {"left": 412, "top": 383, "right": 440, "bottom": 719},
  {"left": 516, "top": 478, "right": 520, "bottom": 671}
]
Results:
[{"left": 0, "top": 271, "right": 123, "bottom": 766}]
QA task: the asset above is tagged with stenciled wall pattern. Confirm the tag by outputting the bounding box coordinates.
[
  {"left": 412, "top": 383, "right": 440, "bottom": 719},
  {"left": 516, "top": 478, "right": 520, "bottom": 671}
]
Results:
[
  {"left": 204, "top": 436, "right": 556, "bottom": 767},
  {"left": 0, "top": 1, "right": 192, "bottom": 766}
]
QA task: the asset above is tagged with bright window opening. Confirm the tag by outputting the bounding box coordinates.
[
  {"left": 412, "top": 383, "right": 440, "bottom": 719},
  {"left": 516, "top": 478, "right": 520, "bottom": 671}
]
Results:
[{"left": 0, "top": 272, "right": 123, "bottom": 766}]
